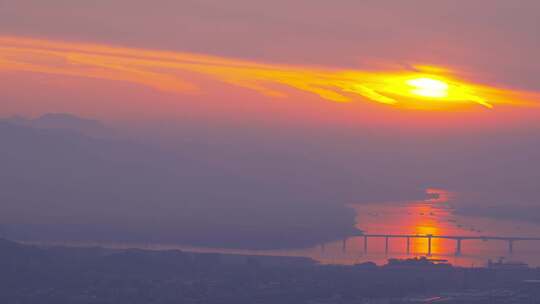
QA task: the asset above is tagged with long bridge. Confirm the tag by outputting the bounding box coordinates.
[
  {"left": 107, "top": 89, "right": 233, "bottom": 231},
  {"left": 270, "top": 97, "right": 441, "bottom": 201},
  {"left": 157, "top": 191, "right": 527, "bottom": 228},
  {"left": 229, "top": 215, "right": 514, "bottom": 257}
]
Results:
[{"left": 339, "top": 234, "right": 540, "bottom": 256}]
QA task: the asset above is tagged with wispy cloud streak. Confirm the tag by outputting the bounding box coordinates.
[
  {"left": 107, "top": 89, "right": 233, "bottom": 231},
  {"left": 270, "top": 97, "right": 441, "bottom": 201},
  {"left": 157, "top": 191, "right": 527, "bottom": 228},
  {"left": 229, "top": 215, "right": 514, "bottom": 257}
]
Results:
[{"left": 0, "top": 36, "right": 537, "bottom": 110}]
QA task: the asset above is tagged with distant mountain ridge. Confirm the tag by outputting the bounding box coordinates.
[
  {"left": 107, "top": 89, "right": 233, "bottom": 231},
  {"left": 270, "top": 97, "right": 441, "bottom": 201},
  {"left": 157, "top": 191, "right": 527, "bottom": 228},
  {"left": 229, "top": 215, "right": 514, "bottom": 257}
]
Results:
[
  {"left": 2, "top": 113, "right": 113, "bottom": 138},
  {"left": 0, "top": 116, "right": 362, "bottom": 249}
]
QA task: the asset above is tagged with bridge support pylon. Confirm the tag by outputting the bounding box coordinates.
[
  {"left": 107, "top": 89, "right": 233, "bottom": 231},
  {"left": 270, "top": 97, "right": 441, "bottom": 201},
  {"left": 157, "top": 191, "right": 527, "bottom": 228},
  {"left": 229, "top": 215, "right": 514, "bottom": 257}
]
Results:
[
  {"left": 508, "top": 240, "right": 514, "bottom": 255},
  {"left": 363, "top": 236, "right": 368, "bottom": 253},
  {"left": 406, "top": 237, "right": 411, "bottom": 255},
  {"left": 455, "top": 239, "right": 462, "bottom": 256},
  {"left": 427, "top": 235, "right": 433, "bottom": 256},
  {"left": 385, "top": 236, "right": 389, "bottom": 255}
]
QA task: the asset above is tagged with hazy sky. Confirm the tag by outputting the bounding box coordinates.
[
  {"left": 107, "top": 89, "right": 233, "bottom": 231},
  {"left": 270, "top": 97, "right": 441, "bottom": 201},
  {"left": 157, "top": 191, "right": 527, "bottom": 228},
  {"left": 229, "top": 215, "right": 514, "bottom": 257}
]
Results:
[
  {"left": 1, "top": 0, "right": 539, "bottom": 126},
  {"left": 0, "top": 0, "right": 539, "bottom": 207},
  {"left": 1, "top": 1, "right": 540, "bottom": 248}
]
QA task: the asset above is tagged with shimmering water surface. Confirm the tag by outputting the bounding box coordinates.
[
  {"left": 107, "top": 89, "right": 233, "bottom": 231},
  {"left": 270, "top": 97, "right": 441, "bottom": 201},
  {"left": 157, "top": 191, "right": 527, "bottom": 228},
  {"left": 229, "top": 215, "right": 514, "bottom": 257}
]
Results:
[{"left": 45, "top": 190, "right": 540, "bottom": 267}]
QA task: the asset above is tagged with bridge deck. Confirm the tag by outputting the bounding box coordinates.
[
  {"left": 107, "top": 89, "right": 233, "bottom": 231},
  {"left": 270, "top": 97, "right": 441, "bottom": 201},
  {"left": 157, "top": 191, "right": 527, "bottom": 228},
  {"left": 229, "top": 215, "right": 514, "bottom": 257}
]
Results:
[{"left": 361, "top": 234, "right": 540, "bottom": 241}]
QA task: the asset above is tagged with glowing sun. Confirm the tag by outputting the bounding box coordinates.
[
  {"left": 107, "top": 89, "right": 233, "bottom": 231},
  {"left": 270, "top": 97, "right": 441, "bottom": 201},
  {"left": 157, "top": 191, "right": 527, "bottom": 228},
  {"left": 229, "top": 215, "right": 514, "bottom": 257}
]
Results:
[{"left": 406, "top": 77, "right": 449, "bottom": 98}]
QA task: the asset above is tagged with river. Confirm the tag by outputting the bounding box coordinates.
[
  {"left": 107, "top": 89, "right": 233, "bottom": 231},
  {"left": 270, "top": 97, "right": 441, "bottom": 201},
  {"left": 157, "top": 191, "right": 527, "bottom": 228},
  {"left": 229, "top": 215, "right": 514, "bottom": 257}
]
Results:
[{"left": 38, "top": 189, "right": 540, "bottom": 267}]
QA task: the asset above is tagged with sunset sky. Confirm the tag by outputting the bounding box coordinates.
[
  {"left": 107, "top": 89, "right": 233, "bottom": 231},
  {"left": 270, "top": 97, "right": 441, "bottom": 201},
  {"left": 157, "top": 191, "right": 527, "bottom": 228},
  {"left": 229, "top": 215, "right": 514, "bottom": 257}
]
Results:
[
  {"left": 1, "top": 0, "right": 540, "bottom": 129},
  {"left": 1, "top": 0, "right": 540, "bottom": 204},
  {"left": 1, "top": 0, "right": 540, "bottom": 258}
]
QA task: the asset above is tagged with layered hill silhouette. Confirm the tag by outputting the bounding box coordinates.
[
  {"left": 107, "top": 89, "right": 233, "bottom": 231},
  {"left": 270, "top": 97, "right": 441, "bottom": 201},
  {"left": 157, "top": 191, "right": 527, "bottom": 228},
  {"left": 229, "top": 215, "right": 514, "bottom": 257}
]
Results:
[
  {"left": 0, "top": 115, "right": 367, "bottom": 249},
  {"left": 4, "top": 113, "right": 112, "bottom": 138},
  {"left": 2, "top": 113, "right": 538, "bottom": 249}
]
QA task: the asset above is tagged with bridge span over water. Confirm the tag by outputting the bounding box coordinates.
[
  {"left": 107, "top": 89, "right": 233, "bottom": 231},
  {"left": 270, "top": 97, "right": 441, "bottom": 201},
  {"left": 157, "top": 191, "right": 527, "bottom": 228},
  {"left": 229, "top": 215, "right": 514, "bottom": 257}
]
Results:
[{"left": 339, "top": 234, "right": 540, "bottom": 256}]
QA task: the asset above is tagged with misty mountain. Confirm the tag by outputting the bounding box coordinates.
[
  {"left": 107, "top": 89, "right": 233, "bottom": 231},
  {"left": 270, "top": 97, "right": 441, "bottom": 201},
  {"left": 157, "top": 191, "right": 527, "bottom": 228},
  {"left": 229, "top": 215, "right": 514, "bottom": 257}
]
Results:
[
  {"left": 3, "top": 113, "right": 112, "bottom": 138},
  {"left": 0, "top": 117, "right": 366, "bottom": 249},
  {"left": 2, "top": 112, "right": 539, "bottom": 248}
]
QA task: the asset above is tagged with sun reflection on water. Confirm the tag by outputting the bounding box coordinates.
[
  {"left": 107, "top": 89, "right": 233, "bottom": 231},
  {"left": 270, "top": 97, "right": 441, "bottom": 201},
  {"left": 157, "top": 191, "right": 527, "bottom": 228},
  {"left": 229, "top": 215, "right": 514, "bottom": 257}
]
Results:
[
  {"left": 38, "top": 188, "right": 540, "bottom": 268},
  {"left": 334, "top": 188, "right": 540, "bottom": 267}
]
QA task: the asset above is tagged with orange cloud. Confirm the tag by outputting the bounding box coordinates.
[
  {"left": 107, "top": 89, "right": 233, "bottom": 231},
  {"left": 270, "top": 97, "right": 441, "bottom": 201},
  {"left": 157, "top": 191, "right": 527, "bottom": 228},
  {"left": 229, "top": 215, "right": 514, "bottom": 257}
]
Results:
[{"left": 0, "top": 36, "right": 538, "bottom": 110}]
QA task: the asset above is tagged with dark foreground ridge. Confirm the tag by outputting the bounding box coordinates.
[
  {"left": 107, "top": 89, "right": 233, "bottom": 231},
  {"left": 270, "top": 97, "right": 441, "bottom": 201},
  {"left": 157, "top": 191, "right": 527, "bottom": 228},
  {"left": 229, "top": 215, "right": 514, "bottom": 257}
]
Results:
[{"left": 1, "top": 239, "right": 540, "bottom": 303}]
